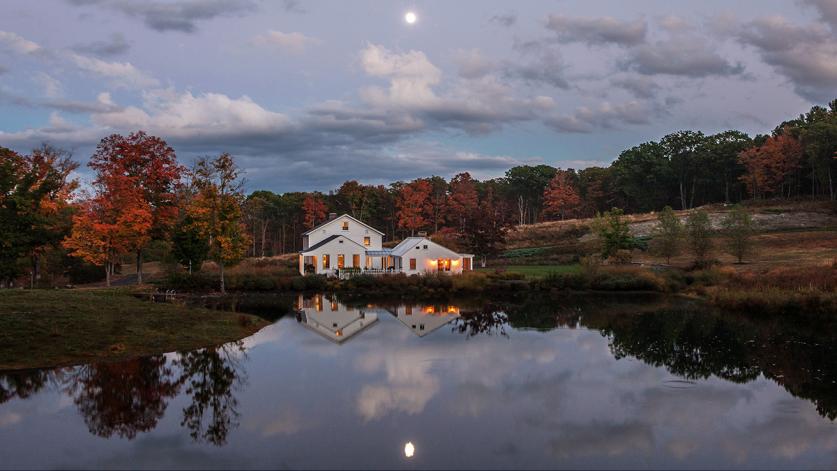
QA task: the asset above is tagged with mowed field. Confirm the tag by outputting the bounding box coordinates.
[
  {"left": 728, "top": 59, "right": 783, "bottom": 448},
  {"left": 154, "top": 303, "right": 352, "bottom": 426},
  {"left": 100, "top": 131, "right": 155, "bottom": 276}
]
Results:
[{"left": 495, "top": 201, "right": 837, "bottom": 272}]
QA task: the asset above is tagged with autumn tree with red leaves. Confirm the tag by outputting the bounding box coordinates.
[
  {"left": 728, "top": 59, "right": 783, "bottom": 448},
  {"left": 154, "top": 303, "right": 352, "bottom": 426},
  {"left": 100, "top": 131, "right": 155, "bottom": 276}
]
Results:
[
  {"left": 543, "top": 170, "right": 581, "bottom": 220},
  {"left": 396, "top": 179, "right": 432, "bottom": 236},
  {"left": 64, "top": 175, "right": 152, "bottom": 287},
  {"left": 447, "top": 172, "right": 478, "bottom": 231},
  {"left": 738, "top": 132, "right": 804, "bottom": 199},
  {"left": 88, "top": 131, "right": 183, "bottom": 284},
  {"left": 302, "top": 194, "right": 328, "bottom": 229}
]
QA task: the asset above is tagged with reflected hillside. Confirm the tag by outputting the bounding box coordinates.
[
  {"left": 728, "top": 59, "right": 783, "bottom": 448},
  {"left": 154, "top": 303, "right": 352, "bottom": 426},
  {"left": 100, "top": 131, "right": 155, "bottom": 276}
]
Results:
[{"left": 499, "top": 295, "right": 837, "bottom": 421}]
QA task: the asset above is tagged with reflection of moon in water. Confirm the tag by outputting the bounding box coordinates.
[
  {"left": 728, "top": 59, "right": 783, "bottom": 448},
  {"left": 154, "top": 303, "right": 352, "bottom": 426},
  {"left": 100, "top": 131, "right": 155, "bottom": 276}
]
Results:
[
  {"left": 404, "top": 441, "right": 415, "bottom": 458},
  {"left": 405, "top": 11, "right": 417, "bottom": 24}
]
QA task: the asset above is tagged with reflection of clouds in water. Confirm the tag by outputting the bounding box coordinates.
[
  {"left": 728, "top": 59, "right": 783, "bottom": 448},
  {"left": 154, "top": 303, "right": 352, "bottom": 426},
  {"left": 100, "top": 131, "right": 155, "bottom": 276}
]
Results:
[
  {"left": 549, "top": 421, "right": 654, "bottom": 458},
  {"left": 244, "top": 406, "right": 308, "bottom": 437},
  {"left": 355, "top": 353, "right": 441, "bottom": 421},
  {"left": 0, "top": 412, "right": 22, "bottom": 428},
  {"left": 92, "top": 433, "right": 249, "bottom": 469},
  {"left": 351, "top": 324, "right": 578, "bottom": 422}
]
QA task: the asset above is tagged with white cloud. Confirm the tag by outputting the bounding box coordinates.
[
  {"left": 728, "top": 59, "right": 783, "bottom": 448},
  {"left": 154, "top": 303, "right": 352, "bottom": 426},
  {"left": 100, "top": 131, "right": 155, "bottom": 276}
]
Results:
[
  {"left": 251, "top": 30, "right": 319, "bottom": 53},
  {"left": 91, "top": 87, "right": 290, "bottom": 139},
  {"left": 451, "top": 48, "right": 495, "bottom": 79},
  {"left": 0, "top": 30, "right": 42, "bottom": 54},
  {"left": 35, "top": 72, "right": 63, "bottom": 98},
  {"left": 69, "top": 53, "right": 159, "bottom": 89},
  {"left": 360, "top": 43, "right": 442, "bottom": 108}
]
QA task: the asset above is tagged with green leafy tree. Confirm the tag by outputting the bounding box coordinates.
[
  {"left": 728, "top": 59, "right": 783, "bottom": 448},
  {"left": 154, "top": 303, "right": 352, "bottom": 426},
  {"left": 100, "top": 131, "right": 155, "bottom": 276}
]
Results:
[
  {"left": 0, "top": 146, "right": 78, "bottom": 287},
  {"left": 662, "top": 130, "right": 707, "bottom": 210},
  {"left": 171, "top": 215, "right": 210, "bottom": 273},
  {"left": 186, "top": 153, "right": 250, "bottom": 294},
  {"left": 504, "top": 165, "right": 557, "bottom": 225},
  {"left": 591, "top": 208, "right": 635, "bottom": 260},
  {"left": 652, "top": 206, "right": 682, "bottom": 264},
  {"left": 685, "top": 210, "right": 713, "bottom": 265},
  {"left": 721, "top": 205, "right": 754, "bottom": 263},
  {"left": 611, "top": 142, "right": 674, "bottom": 212}
]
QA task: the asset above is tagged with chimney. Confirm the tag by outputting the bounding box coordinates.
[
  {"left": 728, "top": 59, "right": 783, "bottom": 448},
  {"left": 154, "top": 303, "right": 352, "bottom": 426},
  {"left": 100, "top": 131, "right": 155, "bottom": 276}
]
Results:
[
  {"left": 417, "top": 231, "right": 427, "bottom": 237},
  {"left": 328, "top": 212, "right": 337, "bottom": 221}
]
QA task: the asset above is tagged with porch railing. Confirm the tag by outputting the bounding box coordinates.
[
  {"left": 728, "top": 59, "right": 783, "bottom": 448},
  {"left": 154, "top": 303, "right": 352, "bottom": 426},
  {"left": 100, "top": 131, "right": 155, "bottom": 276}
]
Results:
[{"left": 337, "top": 268, "right": 403, "bottom": 279}]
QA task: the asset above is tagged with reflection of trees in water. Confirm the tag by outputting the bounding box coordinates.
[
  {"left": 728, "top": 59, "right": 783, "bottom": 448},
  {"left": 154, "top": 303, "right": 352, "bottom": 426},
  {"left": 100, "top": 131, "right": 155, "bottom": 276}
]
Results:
[
  {"left": 64, "top": 356, "right": 180, "bottom": 439},
  {"left": 0, "top": 342, "right": 247, "bottom": 444},
  {"left": 175, "top": 343, "right": 246, "bottom": 446},
  {"left": 502, "top": 296, "right": 837, "bottom": 421},
  {"left": 452, "top": 305, "right": 509, "bottom": 337},
  {"left": 443, "top": 295, "right": 837, "bottom": 421},
  {"left": 0, "top": 368, "right": 56, "bottom": 404}
]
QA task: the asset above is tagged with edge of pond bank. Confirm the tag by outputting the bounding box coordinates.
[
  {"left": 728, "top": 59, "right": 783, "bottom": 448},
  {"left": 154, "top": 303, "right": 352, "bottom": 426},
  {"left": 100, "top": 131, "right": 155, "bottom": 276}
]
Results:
[{"left": 0, "top": 289, "right": 271, "bottom": 371}]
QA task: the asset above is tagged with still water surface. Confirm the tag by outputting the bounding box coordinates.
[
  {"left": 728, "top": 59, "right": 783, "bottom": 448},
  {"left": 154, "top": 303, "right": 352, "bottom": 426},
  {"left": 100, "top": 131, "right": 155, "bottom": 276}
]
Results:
[{"left": 1, "top": 294, "right": 836, "bottom": 469}]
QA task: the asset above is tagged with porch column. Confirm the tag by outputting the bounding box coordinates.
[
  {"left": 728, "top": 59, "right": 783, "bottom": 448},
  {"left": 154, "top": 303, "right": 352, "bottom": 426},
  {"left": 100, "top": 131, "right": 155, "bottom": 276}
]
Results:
[{"left": 299, "top": 254, "right": 304, "bottom": 275}]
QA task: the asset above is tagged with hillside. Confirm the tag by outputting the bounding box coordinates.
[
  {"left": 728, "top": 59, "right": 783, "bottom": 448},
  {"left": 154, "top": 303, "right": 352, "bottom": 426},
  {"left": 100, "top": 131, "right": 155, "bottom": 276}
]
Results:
[{"left": 498, "top": 200, "right": 837, "bottom": 270}]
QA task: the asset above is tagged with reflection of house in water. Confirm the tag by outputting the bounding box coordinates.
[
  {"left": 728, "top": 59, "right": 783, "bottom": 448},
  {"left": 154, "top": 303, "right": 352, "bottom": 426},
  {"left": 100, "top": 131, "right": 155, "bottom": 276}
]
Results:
[
  {"left": 388, "top": 304, "right": 460, "bottom": 337},
  {"left": 296, "top": 295, "right": 378, "bottom": 344}
]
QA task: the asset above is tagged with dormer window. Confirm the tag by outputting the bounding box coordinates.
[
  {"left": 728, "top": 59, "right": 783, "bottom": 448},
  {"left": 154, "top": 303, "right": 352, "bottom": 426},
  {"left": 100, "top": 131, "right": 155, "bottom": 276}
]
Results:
[
  {"left": 423, "top": 245, "right": 428, "bottom": 249},
  {"left": 363, "top": 237, "right": 371, "bottom": 246},
  {"left": 342, "top": 221, "right": 349, "bottom": 230}
]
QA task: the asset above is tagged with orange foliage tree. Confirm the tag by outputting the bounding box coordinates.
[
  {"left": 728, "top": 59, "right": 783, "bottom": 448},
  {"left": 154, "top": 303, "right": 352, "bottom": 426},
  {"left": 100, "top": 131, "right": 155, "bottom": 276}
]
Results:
[
  {"left": 302, "top": 194, "right": 328, "bottom": 229},
  {"left": 64, "top": 175, "right": 152, "bottom": 287},
  {"left": 543, "top": 170, "right": 581, "bottom": 220},
  {"left": 185, "top": 153, "right": 250, "bottom": 294},
  {"left": 447, "top": 172, "right": 478, "bottom": 232},
  {"left": 88, "top": 131, "right": 183, "bottom": 283},
  {"left": 738, "top": 132, "right": 804, "bottom": 199},
  {"left": 396, "top": 179, "right": 432, "bottom": 236}
]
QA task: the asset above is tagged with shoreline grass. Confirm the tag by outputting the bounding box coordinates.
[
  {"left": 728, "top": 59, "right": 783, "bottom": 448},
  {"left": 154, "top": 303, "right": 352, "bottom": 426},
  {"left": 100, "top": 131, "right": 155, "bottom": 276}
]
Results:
[{"left": 0, "top": 289, "right": 269, "bottom": 371}]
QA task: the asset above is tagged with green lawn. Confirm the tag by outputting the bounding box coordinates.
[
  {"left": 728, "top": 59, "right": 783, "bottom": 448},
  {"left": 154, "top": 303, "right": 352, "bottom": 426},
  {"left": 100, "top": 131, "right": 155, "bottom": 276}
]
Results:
[
  {"left": 479, "top": 264, "right": 581, "bottom": 279},
  {"left": 0, "top": 289, "right": 269, "bottom": 370}
]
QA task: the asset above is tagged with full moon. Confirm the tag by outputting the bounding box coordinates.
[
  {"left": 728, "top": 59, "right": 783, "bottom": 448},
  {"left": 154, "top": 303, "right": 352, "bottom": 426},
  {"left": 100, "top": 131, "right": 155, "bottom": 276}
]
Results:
[
  {"left": 404, "top": 442, "right": 415, "bottom": 458},
  {"left": 404, "top": 11, "right": 417, "bottom": 24}
]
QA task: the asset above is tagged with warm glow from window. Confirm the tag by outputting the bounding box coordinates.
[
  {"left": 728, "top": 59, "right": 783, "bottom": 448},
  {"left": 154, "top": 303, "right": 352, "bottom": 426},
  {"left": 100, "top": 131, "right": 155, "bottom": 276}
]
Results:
[
  {"left": 322, "top": 254, "right": 330, "bottom": 269},
  {"left": 337, "top": 254, "right": 345, "bottom": 269},
  {"left": 342, "top": 221, "right": 349, "bottom": 230},
  {"left": 364, "top": 236, "right": 370, "bottom": 246}
]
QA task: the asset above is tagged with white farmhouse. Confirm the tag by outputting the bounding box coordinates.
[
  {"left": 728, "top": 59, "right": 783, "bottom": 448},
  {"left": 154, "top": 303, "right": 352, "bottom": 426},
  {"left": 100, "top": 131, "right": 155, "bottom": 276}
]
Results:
[{"left": 298, "top": 213, "right": 474, "bottom": 276}]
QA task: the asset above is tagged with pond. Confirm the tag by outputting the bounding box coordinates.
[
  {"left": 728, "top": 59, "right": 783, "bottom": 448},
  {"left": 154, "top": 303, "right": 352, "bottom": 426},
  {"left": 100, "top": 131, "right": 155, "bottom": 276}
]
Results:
[{"left": 1, "top": 293, "right": 836, "bottom": 469}]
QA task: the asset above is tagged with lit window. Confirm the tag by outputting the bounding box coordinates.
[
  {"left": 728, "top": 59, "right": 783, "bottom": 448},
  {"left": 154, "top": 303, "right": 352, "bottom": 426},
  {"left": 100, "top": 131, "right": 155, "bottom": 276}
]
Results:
[
  {"left": 353, "top": 254, "right": 360, "bottom": 267},
  {"left": 342, "top": 221, "right": 349, "bottom": 230},
  {"left": 364, "top": 236, "right": 370, "bottom": 246},
  {"left": 409, "top": 258, "right": 417, "bottom": 270},
  {"left": 337, "top": 254, "right": 345, "bottom": 269},
  {"left": 323, "top": 255, "right": 330, "bottom": 269},
  {"left": 405, "top": 305, "right": 412, "bottom": 315}
]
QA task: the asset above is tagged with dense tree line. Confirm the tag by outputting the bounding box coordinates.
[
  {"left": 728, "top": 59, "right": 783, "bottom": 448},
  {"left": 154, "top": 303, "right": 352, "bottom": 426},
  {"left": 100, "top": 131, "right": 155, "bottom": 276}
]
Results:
[
  {"left": 243, "top": 100, "right": 835, "bottom": 256},
  {"left": 0, "top": 99, "right": 834, "bottom": 286}
]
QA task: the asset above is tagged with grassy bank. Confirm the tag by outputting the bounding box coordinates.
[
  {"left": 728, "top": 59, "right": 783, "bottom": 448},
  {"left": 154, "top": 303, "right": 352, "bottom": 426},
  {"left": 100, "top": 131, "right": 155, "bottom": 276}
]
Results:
[{"left": 0, "top": 289, "right": 269, "bottom": 370}]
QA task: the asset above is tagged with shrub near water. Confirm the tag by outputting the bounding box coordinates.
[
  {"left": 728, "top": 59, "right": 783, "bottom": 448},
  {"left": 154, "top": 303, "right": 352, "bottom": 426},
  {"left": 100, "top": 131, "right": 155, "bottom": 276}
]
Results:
[
  {"left": 535, "top": 265, "right": 672, "bottom": 292},
  {"left": 708, "top": 265, "right": 837, "bottom": 316}
]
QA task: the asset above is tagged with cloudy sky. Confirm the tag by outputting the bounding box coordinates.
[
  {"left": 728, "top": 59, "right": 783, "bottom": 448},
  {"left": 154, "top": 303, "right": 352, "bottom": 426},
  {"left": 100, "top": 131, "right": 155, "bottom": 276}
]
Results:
[{"left": 1, "top": 0, "right": 836, "bottom": 192}]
